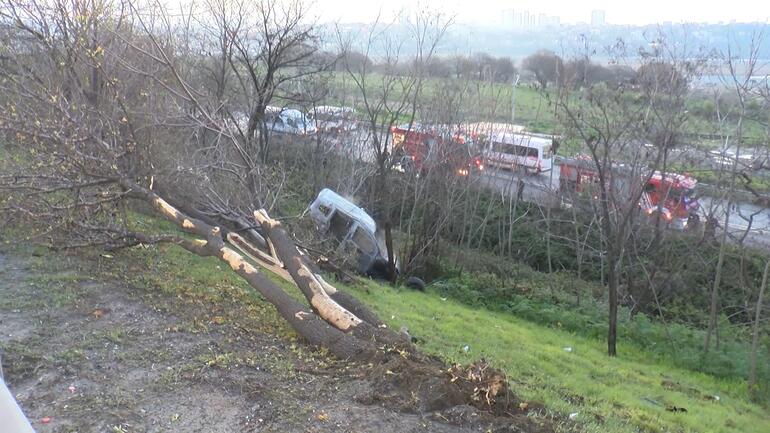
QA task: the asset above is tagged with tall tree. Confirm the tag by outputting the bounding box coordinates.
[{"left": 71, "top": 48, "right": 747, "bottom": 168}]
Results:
[
  {"left": 522, "top": 49, "right": 563, "bottom": 90},
  {"left": 556, "top": 38, "right": 701, "bottom": 356}
]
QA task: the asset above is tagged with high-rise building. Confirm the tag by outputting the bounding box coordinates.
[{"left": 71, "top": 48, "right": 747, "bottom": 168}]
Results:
[
  {"left": 591, "top": 10, "right": 606, "bottom": 26},
  {"left": 501, "top": 8, "right": 515, "bottom": 27},
  {"left": 505, "top": 9, "right": 560, "bottom": 29}
]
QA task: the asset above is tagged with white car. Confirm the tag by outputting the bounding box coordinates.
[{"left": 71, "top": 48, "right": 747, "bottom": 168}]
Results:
[
  {"left": 310, "top": 106, "right": 357, "bottom": 133},
  {"left": 264, "top": 106, "right": 317, "bottom": 135},
  {"left": 308, "top": 188, "right": 395, "bottom": 278}
]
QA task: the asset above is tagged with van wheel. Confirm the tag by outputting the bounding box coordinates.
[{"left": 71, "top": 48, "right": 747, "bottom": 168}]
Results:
[{"left": 405, "top": 276, "right": 426, "bottom": 291}]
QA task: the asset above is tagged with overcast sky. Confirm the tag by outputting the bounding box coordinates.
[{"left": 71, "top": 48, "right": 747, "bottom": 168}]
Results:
[{"left": 311, "top": 0, "right": 770, "bottom": 26}]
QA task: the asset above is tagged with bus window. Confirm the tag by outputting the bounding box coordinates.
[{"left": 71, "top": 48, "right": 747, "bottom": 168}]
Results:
[
  {"left": 526, "top": 147, "right": 538, "bottom": 157},
  {"left": 491, "top": 142, "right": 538, "bottom": 158}
]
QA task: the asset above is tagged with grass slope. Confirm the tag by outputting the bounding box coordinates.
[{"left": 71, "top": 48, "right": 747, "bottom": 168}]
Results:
[
  {"left": 345, "top": 279, "right": 769, "bottom": 433},
  {"left": 113, "top": 230, "right": 769, "bottom": 433},
  {"left": 8, "top": 210, "right": 766, "bottom": 433}
]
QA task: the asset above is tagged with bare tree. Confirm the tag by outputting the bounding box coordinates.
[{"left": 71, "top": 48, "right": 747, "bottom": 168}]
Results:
[
  {"left": 522, "top": 49, "right": 563, "bottom": 90},
  {"left": 704, "top": 34, "right": 763, "bottom": 353},
  {"left": 555, "top": 37, "right": 702, "bottom": 356},
  {"left": 335, "top": 11, "right": 452, "bottom": 281}
]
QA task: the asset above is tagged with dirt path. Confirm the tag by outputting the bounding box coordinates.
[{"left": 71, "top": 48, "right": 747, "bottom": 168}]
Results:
[{"left": 0, "top": 250, "right": 480, "bottom": 433}]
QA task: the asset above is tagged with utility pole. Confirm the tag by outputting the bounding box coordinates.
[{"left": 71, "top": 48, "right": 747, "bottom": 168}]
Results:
[{"left": 511, "top": 73, "right": 520, "bottom": 123}]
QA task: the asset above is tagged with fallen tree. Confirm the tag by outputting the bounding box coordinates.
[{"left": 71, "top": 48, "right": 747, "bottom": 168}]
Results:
[
  {"left": 122, "top": 179, "right": 551, "bottom": 429},
  {"left": 0, "top": 1, "right": 556, "bottom": 430}
]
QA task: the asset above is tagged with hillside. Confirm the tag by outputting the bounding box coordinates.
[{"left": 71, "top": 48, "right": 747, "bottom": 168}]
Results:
[
  {"left": 0, "top": 245, "right": 511, "bottom": 433},
  {"left": 2, "top": 237, "right": 767, "bottom": 433}
]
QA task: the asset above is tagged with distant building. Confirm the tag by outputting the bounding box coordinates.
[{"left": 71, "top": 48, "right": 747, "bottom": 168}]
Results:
[
  {"left": 501, "top": 8, "right": 515, "bottom": 27},
  {"left": 504, "top": 9, "right": 559, "bottom": 29},
  {"left": 591, "top": 10, "right": 606, "bottom": 27},
  {"left": 516, "top": 11, "right": 529, "bottom": 27}
]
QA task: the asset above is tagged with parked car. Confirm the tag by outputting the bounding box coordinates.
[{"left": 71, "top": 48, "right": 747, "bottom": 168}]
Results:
[
  {"left": 230, "top": 108, "right": 317, "bottom": 135},
  {"left": 265, "top": 106, "right": 317, "bottom": 135},
  {"left": 308, "top": 188, "right": 395, "bottom": 278},
  {"left": 310, "top": 105, "right": 358, "bottom": 133}
]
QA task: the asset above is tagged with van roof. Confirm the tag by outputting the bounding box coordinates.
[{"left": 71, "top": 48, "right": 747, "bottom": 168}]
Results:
[
  {"left": 314, "top": 106, "right": 355, "bottom": 115},
  {"left": 491, "top": 132, "right": 553, "bottom": 148},
  {"left": 464, "top": 122, "right": 527, "bottom": 135},
  {"left": 265, "top": 106, "right": 305, "bottom": 118},
  {"left": 314, "top": 188, "right": 377, "bottom": 234}
]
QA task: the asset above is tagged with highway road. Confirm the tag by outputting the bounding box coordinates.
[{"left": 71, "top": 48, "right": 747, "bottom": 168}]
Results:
[
  {"left": 478, "top": 164, "right": 770, "bottom": 248},
  {"left": 285, "top": 128, "right": 770, "bottom": 248}
]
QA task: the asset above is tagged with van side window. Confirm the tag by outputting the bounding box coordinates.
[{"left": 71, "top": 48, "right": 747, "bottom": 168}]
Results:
[{"left": 351, "top": 226, "right": 377, "bottom": 255}]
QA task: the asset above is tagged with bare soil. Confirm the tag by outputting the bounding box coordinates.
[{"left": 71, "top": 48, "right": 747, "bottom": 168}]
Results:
[{"left": 0, "top": 249, "right": 558, "bottom": 433}]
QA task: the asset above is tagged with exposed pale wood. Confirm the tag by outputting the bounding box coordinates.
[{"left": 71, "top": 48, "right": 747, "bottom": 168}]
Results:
[
  {"left": 255, "top": 209, "right": 406, "bottom": 346},
  {"left": 226, "top": 232, "right": 292, "bottom": 282},
  {"left": 122, "top": 179, "right": 377, "bottom": 359}
]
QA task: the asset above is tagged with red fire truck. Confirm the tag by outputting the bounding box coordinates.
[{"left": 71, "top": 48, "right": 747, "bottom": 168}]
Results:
[
  {"left": 559, "top": 156, "right": 701, "bottom": 229},
  {"left": 391, "top": 124, "right": 484, "bottom": 176},
  {"left": 639, "top": 171, "right": 700, "bottom": 229},
  {"left": 559, "top": 155, "right": 601, "bottom": 193}
]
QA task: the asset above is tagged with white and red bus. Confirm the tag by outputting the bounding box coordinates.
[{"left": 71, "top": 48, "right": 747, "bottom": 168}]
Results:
[{"left": 483, "top": 132, "right": 554, "bottom": 175}]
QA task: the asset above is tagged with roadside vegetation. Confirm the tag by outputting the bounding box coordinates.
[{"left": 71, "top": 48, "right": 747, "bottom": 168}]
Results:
[
  {"left": 0, "top": 1, "right": 769, "bottom": 432},
  {"left": 71, "top": 212, "right": 770, "bottom": 433}
]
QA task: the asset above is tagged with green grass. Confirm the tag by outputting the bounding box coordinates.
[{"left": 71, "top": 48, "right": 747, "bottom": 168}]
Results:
[
  {"left": 87, "top": 211, "right": 767, "bottom": 433},
  {"left": 424, "top": 268, "right": 770, "bottom": 387},
  {"left": 327, "top": 72, "right": 561, "bottom": 133},
  {"left": 92, "top": 226, "right": 768, "bottom": 433},
  {"left": 342, "top": 279, "right": 769, "bottom": 433}
]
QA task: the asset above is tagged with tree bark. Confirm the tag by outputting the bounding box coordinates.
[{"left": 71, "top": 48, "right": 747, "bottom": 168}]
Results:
[
  {"left": 255, "top": 210, "right": 409, "bottom": 348},
  {"left": 607, "top": 246, "right": 619, "bottom": 357},
  {"left": 121, "top": 179, "right": 378, "bottom": 360},
  {"left": 748, "top": 260, "right": 769, "bottom": 395},
  {"left": 704, "top": 196, "right": 731, "bottom": 353}
]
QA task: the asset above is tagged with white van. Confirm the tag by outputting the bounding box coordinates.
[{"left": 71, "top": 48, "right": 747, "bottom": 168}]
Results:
[
  {"left": 310, "top": 106, "right": 357, "bottom": 133},
  {"left": 484, "top": 132, "right": 554, "bottom": 174},
  {"left": 308, "top": 188, "right": 394, "bottom": 278},
  {"left": 264, "top": 106, "right": 317, "bottom": 135}
]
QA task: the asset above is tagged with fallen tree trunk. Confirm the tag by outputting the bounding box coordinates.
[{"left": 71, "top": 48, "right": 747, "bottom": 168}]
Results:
[
  {"left": 122, "top": 178, "right": 377, "bottom": 360},
  {"left": 254, "top": 209, "right": 408, "bottom": 348},
  {"left": 117, "top": 180, "right": 554, "bottom": 431}
]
